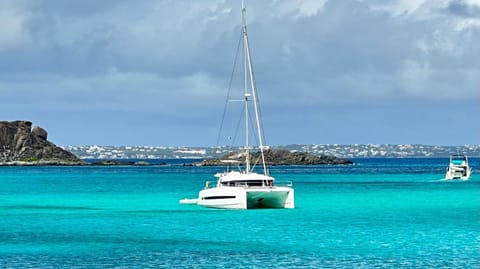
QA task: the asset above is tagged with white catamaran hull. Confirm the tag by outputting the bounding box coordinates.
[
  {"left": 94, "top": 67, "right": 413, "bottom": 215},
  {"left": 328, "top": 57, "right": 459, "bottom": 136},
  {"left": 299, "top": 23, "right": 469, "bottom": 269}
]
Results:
[{"left": 197, "top": 187, "right": 294, "bottom": 209}]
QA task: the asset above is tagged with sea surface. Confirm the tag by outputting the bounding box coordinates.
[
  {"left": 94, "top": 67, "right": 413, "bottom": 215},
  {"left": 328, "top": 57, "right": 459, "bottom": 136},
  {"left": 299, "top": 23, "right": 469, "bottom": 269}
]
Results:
[{"left": 1, "top": 158, "right": 479, "bottom": 268}]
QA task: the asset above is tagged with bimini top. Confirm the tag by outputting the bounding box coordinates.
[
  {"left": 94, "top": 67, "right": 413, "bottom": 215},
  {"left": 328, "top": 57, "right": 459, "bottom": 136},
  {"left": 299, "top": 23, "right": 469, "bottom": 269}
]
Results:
[
  {"left": 450, "top": 155, "right": 468, "bottom": 165},
  {"left": 215, "top": 171, "right": 274, "bottom": 182}
]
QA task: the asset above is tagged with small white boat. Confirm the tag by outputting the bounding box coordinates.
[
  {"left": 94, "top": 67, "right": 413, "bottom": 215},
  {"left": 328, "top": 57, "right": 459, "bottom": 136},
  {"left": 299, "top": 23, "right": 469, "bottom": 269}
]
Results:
[
  {"left": 445, "top": 154, "right": 472, "bottom": 180},
  {"left": 180, "top": 1, "right": 294, "bottom": 209}
]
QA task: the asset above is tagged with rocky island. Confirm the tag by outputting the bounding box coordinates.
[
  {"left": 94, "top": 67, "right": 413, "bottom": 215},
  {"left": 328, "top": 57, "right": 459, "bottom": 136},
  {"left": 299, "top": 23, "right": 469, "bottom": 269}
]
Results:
[
  {"left": 0, "top": 121, "right": 85, "bottom": 165},
  {"left": 198, "top": 149, "right": 353, "bottom": 166}
]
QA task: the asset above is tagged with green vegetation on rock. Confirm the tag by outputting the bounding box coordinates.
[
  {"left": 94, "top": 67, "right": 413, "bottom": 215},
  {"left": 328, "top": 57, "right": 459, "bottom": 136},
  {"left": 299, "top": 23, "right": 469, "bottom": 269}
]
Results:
[{"left": 198, "top": 149, "right": 353, "bottom": 166}]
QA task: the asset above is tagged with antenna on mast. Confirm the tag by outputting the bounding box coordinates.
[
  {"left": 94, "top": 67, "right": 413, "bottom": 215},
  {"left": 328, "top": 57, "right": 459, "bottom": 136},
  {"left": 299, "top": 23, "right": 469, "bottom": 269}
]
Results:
[{"left": 242, "top": 0, "right": 247, "bottom": 31}]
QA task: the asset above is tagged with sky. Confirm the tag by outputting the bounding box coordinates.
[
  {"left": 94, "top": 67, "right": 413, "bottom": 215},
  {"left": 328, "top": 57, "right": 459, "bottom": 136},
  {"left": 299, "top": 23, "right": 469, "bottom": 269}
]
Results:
[{"left": 0, "top": 0, "right": 479, "bottom": 146}]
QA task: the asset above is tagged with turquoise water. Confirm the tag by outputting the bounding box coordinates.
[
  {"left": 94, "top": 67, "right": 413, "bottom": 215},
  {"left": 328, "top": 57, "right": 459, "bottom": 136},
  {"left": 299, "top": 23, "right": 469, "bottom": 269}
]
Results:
[{"left": 1, "top": 158, "right": 479, "bottom": 268}]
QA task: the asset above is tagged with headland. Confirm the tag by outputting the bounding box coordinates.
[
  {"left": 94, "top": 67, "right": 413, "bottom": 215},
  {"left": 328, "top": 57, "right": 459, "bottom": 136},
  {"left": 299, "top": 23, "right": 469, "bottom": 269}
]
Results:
[{"left": 0, "top": 121, "right": 85, "bottom": 166}]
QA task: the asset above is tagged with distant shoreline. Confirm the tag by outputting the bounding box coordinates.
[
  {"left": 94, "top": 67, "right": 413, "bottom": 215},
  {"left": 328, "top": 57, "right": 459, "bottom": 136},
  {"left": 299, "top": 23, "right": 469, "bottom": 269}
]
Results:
[
  {"left": 3, "top": 156, "right": 478, "bottom": 167},
  {"left": 63, "top": 144, "right": 480, "bottom": 159}
]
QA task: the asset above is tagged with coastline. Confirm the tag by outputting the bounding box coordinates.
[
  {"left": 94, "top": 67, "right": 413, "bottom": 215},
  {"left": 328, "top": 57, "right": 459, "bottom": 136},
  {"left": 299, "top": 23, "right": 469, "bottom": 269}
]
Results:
[{"left": 2, "top": 156, "right": 478, "bottom": 168}]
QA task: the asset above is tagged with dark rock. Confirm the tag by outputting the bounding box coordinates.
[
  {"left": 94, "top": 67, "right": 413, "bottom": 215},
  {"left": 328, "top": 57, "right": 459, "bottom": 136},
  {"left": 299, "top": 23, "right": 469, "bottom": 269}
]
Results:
[
  {"left": 91, "top": 160, "right": 134, "bottom": 166},
  {"left": 261, "top": 149, "right": 353, "bottom": 165},
  {"left": 0, "top": 120, "right": 85, "bottom": 165},
  {"left": 32, "top": 126, "right": 48, "bottom": 140},
  {"left": 90, "top": 160, "right": 153, "bottom": 166},
  {"left": 197, "top": 149, "right": 353, "bottom": 166}
]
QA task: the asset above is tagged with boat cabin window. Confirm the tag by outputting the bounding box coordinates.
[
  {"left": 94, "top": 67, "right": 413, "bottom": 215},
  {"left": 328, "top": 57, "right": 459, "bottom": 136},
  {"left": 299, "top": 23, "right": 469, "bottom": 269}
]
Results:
[
  {"left": 451, "top": 155, "right": 467, "bottom": 165},
  {"left": 221, "top": 180, "right": 273, "bottom": 187}
]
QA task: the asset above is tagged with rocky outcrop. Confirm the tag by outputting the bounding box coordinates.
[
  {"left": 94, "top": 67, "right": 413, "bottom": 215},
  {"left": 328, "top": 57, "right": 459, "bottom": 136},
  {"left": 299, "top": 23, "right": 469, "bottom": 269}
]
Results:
[
  {"left": 0, "top": 121, "right": 85, "bottom": 165},
  {"left": 198, "top": 149, "right": 353, "bottom": 166},
  {"left": 90, "top": 160, "right": 164, "bottom": 166},
  {"left": 261, "top": 149, "right": 353, "bottom": 165}
]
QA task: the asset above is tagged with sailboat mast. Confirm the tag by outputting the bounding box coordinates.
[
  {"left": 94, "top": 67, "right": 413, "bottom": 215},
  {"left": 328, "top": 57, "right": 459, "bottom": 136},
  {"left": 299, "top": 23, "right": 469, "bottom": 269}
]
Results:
[
  {"left": 242, "top": 2, "right": 268, "bottom": 176},
  {"left": 242, "top": 1, "right": 251, "bottom": 173}
]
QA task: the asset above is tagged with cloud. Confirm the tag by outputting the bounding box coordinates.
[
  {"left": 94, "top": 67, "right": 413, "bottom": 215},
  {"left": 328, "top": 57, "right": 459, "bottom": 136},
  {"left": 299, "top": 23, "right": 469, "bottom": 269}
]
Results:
[
  {"left": 248, "top": 0, "right": 480, "bottom": 105},
  {"left": 0, "top": 6, "right": 31, "bottom": 50},
  {"left": 446, "top": 0, "right": 480, "bottom": 18},
  {"left": 0, "top": 0, "right": 478, "bottom": 145},
  {"left": 0, "top": 70, "right": 224, "bottom": 115}
]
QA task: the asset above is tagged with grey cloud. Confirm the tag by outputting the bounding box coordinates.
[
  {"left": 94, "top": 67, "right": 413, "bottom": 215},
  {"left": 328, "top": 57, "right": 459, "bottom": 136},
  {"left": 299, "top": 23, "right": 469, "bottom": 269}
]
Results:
[
  {"left": 239, "top": 0, "right": 480, "bottom": 106},
  {"left": 0, "top": 0, "right": 478, "bottom": 145},
  {"left": 446, "top": 0, "right": 480, "bottom": 18}
]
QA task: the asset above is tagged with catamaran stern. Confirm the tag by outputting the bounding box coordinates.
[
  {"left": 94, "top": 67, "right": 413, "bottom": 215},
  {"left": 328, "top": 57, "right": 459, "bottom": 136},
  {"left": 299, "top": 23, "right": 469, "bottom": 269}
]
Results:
[{"left": 246, "top": 187, "right": 294, "bottom": 209}]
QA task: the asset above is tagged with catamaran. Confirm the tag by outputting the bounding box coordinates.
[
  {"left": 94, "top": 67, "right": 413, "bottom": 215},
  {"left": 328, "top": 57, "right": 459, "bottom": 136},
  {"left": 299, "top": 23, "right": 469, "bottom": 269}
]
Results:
[
  {"left": 180, "top": 2, "right": 294, "bottom": 209},
  {"left": 445, "top": 154, "right": 472, "bottom": 180}
]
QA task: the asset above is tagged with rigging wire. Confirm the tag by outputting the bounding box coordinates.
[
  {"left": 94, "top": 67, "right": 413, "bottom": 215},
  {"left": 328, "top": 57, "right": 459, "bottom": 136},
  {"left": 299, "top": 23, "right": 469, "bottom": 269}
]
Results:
[
  {"left": 215, "top": 32, "right": 244, "bottom": 149},
  {"left": 248, "top": 105, "right": 261, "bottom": 171},
  {"left": 245, "top": 40, "right": 267, "bottom": 149},
  {"left": 244, "top": 27, "right": 269, "bottom": 175},
  {"left": 214, "top": 7, "right": 268, "bottom": 175},
  {"left": 230, "top": 105, "right": 245, "bottom": 150}
]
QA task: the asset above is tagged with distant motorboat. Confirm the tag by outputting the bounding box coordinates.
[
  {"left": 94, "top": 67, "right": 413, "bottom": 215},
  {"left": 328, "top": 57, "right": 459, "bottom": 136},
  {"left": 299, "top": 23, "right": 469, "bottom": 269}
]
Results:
[
  {"left": 445, "top": 154, "right": 472, "bottom": 180},
  {"left": 179, "top": 1, "right": 294, "bottom": 209}
]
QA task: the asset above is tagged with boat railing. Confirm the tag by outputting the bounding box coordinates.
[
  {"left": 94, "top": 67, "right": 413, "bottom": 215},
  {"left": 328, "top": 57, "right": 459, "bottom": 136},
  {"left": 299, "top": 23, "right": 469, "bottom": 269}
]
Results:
[
  {"left": 232, "top": 181, "right": 293, "bottom": 188},
  {"left": 217, "top": 180, "right": 293, "bottom": 188}
]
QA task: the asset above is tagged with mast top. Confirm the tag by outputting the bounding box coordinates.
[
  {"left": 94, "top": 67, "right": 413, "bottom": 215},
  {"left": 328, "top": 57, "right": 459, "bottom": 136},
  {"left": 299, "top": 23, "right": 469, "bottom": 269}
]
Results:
[{"left": 242, "top": 0, "right": 247, "bottom": 32}]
